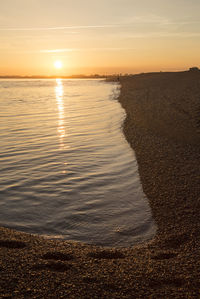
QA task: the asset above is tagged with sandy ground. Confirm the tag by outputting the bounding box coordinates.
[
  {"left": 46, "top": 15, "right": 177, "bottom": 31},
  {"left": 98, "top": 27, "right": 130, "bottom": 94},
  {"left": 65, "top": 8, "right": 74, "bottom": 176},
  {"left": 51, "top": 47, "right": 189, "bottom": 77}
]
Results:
[{"left": 0, "top": 71, "right": 200, "bottom": 298}]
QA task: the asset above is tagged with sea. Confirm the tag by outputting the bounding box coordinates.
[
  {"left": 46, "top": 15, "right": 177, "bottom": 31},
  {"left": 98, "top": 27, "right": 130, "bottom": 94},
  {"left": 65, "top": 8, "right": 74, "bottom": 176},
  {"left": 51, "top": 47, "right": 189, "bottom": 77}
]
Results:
[{"left": 0, "top": 78, "right": 156, "bottom": 247}]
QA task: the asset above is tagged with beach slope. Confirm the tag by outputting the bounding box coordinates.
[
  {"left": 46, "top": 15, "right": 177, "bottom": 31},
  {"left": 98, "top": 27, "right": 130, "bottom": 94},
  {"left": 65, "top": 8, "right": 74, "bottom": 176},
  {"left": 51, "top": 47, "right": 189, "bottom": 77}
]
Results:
[{"left": 0, "top": 71, "right": 200, "bottom": 298}]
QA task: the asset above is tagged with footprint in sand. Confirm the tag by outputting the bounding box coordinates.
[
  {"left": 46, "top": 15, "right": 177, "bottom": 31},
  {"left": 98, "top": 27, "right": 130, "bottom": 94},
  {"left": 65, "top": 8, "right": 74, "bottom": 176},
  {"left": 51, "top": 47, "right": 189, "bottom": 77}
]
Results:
[
  {"left": 82, "top": 276, "right": 119, "bottom": 291},
  {"left": 41, "top": 251, "right": 74, "bottom": 261},
  {"left": 151, "top": 252, "right": 177, "bottom": 260},
  {"left": 88, "top": 250, "right": 125, "bottom": 259},
  {"left": 82, "top": 276, "right": 99, "bottom": 283},
  {"left": 162, "top": 234, "right": 189, "bottom": 249},
  {"left": 0, "top": 239, "right": 26, "bottom": 249},
  {"left": 32, "top": 251, "right": 74, "bottom": 272},
  {"left": 32, "top": 261, "right": 72, "bottom": 272},
  {"left": 149, "top": 277, "right": 184, "bottom": 288}
]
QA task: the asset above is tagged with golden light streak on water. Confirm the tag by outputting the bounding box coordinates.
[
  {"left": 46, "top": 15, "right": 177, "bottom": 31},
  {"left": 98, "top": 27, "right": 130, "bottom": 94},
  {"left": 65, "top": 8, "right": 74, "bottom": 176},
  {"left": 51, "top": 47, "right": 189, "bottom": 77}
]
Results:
[{"left": 55, "top": 79, "right": 65, "bottom": 149}]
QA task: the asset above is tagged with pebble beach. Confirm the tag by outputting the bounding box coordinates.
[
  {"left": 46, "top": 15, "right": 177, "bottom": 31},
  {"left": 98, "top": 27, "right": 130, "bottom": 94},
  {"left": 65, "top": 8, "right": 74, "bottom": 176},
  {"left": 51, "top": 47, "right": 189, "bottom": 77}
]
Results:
[{"left": 0, "top": 71, "right": 200, "bottom": 298}]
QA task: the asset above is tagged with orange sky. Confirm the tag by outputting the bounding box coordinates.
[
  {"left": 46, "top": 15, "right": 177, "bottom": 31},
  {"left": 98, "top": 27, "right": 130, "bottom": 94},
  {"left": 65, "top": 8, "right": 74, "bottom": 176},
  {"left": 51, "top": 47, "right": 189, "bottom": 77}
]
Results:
[{"left": 0, "top": 0, "right": 200, "bottom": 76}]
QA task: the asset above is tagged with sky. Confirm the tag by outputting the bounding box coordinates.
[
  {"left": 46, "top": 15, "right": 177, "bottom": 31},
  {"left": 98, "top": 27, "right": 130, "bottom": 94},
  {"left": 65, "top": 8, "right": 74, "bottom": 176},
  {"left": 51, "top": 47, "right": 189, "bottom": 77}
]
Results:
[{"left": 0, "top": 0, "right": 200, "bottom": 76}]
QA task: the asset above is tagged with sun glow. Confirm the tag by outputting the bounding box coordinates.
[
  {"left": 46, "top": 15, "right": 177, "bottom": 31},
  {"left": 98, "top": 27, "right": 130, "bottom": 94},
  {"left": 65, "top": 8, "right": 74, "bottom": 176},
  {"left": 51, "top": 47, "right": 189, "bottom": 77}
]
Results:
[{"left": 54, "top": 60, "right": 63, "bottom": 69}]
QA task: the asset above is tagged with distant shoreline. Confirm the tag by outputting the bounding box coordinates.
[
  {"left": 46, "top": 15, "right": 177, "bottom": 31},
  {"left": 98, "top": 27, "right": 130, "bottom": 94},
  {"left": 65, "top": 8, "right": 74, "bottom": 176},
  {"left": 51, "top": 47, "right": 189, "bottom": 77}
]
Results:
[
  {"left": 0, "top": 75, "right": 106, "bottom": 79},
  {"left": 0, "top": 70, "right": 200, "bottom": 298},
  {"left": 1, "top": 69, "right": 198, "bottom": 80}
]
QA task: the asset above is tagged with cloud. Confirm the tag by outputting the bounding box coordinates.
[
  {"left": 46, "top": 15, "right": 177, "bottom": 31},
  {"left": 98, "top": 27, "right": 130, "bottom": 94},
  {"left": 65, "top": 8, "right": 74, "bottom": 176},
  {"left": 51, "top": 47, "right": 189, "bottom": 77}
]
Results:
[
  {"left": 1, "top": 16, "right": 200, "bottom": 32},
  {"left": 38, "top": 47, "right": 135, "bottom": 53},
  {"left": 0, "top": 24, "right": 121, "bottom": 31},
  {"left": 40, "top": 48, "right": 74, "bottom": 53},
  {"left": 124, "top": 32, "right": 200, "bottom": 38}
]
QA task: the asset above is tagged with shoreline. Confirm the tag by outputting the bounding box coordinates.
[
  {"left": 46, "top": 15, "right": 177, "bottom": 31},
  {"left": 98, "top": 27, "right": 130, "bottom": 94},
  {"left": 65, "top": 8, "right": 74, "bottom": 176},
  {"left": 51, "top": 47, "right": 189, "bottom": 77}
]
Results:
[{"left": 1, "top": 71, "right": 200, "bottom": 297}]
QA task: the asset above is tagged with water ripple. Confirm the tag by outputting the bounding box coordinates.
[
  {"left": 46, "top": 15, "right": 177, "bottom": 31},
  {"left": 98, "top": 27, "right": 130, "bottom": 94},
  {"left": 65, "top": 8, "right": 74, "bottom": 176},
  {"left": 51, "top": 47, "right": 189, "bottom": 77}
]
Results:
[{"left": 0, "top": 79, "right": 156, "bottom": 247}]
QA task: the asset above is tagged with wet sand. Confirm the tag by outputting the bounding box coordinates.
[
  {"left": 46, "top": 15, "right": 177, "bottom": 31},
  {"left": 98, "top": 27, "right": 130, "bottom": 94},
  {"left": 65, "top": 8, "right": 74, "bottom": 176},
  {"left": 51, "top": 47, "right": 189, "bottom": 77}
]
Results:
[{"left": 1, "top": 71, "right": 200, "bottom": 298}]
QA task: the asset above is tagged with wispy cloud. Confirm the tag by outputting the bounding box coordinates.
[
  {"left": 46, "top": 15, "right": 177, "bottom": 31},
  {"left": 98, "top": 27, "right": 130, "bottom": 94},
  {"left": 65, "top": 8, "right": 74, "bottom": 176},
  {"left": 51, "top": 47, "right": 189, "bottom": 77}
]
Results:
[
  {"left": 40, "top": 48, "right": 74, "bottom": 53},
  {"left": 0, "top": 47, "right": 134, "bottom": 54},
  {"left": 125, "top": 32, "right": 200, "bottom": 39},
  {"left": 39, "top": 47, "right": 135, "bottom": 53},
  {"left": 1, "top": 17, "right": 200, "bottom": 32},
  {"left": 0, "top": 24, "right": 121, "bottom": 31}
]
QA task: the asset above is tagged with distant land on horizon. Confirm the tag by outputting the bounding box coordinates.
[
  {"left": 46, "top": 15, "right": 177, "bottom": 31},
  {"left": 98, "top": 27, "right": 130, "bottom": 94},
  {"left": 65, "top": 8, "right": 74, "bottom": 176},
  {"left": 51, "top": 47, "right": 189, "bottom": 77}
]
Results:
[
  {"left": 0, "top": 67, "right": 199, "bottom": 79},
  {"left": 0, "top": 74, "right": 106, "bottom": 79}
]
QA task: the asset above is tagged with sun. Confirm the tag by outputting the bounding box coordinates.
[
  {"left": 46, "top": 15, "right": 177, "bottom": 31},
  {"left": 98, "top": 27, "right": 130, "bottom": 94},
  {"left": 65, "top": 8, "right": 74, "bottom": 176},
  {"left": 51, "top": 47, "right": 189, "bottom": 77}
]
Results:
[{"left": 54, "top": 60, "right": 63, "bottom": 69}]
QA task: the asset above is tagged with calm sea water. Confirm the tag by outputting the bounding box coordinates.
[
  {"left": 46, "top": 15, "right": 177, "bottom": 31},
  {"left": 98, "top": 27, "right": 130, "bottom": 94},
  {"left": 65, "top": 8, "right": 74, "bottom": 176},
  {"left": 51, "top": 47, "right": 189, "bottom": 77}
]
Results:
[{"left": 0, "top": 79, "right": 155, "bottom": 247}]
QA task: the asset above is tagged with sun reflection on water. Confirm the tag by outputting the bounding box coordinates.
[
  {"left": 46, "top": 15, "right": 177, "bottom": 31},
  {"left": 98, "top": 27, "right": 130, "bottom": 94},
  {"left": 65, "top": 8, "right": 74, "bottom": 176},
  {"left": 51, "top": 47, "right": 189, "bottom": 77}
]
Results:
[{"left": 55, "top": 79, "right": 65, "bottom": 149}]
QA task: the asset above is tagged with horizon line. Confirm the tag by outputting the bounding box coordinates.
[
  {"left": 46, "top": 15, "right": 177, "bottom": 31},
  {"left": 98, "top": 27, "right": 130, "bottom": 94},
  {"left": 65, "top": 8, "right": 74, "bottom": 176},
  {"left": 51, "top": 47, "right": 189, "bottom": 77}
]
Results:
[{"left": 0, "top": 69, "right": 195, "bottom": 79}]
